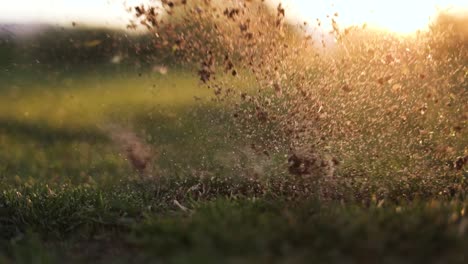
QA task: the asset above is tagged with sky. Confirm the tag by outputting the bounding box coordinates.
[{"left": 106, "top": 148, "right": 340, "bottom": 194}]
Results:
[
  {"left": 0, "top": 0, "right": 140, "bottom": 27},
  {"left": 0, "top": 0, "right": 467, "bottom": 34}
]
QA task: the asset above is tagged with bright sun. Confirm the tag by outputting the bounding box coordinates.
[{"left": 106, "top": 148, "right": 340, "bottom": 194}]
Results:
[{"left": 284, "top": 0, "right": 468, "bottom": 35}]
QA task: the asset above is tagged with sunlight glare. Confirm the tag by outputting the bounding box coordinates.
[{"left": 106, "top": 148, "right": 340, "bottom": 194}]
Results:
[
  {"left": 285, "top": 0, "right": 468, "bottom": 35},
  {"left": 0, "top": 0, "right": 466, "bottom": 33}
]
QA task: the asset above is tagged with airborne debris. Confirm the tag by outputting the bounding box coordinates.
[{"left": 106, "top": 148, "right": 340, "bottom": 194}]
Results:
[
  {"left": 127, "top": 0, "right": 467, "bottom": 192},
  {"left": 103, "top": 124, "right": 157, "bottom": 177}
]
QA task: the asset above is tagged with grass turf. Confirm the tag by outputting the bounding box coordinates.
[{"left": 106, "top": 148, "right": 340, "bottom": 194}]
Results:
[{"left": 0, "top": 68, "right": 467, "bottom": 263}]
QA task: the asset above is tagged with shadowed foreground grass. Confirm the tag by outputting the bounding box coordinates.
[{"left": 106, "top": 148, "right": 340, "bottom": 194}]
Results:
[
  {"left": 1, "top": 178, "right": 467, "bottom": 263},
  {"left": 0, "top": 68, "right": 467, "bottom": 263}
]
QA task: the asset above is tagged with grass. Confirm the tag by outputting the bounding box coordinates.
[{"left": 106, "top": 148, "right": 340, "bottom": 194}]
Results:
[
  {"left": 1, "top": 181, "right": 467, "bottom": 263},
  {"left": 0, "top": 66, "right": 467, "bottom": 263}
]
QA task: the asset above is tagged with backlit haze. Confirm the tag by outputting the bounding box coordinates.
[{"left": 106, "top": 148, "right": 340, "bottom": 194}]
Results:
[{"left": 0, "top": 0, "right": 467, "bottom": 34}]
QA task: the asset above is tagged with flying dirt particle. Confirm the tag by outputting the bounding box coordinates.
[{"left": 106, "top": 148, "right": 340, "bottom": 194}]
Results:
[
  {"left": 384, "top": 54, "right": 395, "bottom": 64},
  {"left": 454, "top": 155, "right": 467, "bottom": 170},
  {"left": 392, "top": 84, "right": 402, "bottom": 93},
  {"left": 153, "top": 65, "right": 168, "bottom": 75},
  {"left": 342, "top": 84, "right": 352, "bottom": 92},
  {"left": 111, "top": 55, "right": 122, "bottom": 64},
  {"left": 102, "top": 124, "right": 157, "bottom": 176},
  {"left": 288, "top": 150, "right": 337, "bottom": 178}
]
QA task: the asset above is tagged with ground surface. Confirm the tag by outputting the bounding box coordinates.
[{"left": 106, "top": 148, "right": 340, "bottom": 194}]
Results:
[{"left": 0, "top": 67, "right": 467, "bottom": 263}]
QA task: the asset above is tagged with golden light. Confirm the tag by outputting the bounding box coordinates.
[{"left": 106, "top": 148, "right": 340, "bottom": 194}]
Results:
[
  {"left": 0, "top": 0, "right": 466, "bottom": 33},
  {"left": 284, "top": 0, "right": 468, "bottom": 35}
]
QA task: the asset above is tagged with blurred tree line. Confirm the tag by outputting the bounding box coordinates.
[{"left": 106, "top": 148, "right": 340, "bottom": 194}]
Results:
[
  {"left": 0, "top": 26, "right": 176, "bottom": 71},
  {"left": 0, "top": 0, "right": 303, "bottom": 72},
  {"left": 0, "top": 7, "right": 465, "bottom": 71}
]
